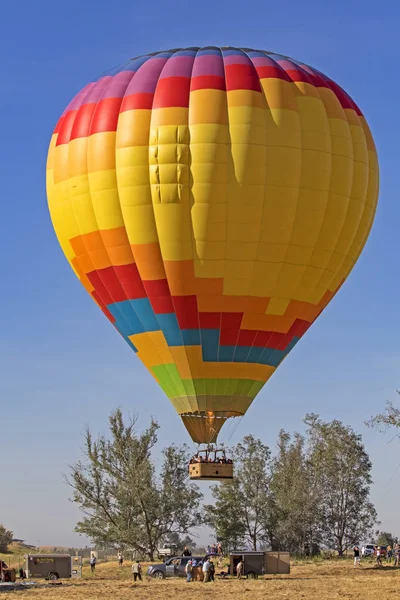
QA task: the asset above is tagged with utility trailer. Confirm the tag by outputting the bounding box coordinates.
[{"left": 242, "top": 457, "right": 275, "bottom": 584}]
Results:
[
  {"left": 229, "top": 550, "right": 290, "bottom": 578},
  {"left": 25, "top": 554, "right": 82, "bottom": 580}
]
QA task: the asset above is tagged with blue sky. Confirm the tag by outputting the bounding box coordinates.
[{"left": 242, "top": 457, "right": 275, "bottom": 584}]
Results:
[{"left": 1, "top": 0, "right": 399, "bottom": 547}]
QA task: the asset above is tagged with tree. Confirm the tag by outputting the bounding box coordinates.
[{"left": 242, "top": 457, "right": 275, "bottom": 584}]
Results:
[
  {"left": 268, "top": 431, "right": 324, "bottom": 554},
  {"left": 305, "top": 414, "right": 377, "bottom": 555},
  {"left": 0, "top": 524, "right": 13, "bottom": 553},
  {"left": 204, "top": 435, "right": 271, "bottom": 551},
  {"left": 68, "top": 409, "right": 203, "bottom": 560},
  {"left": 376, "top": 531, "right": 398, "bottom": 547},
  {"left": 366, "top": 390, "right": 400, "bottom": 434}
]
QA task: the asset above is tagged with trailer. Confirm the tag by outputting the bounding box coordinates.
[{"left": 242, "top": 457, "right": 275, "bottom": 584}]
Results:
[
  {"left": 25, "top": 554, "right": 82, "bottom": 580},
  {"left": 229, "top": 550, "right": 290, "bottom": 578}
]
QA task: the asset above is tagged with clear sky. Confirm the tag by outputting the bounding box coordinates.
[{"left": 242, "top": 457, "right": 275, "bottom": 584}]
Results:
[{"left": 1, "top": 0, "right": 399, "bottom": 547}]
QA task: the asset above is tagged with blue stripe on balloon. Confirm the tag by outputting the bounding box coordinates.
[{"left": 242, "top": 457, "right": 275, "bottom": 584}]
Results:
[
  {"left": 130, "top": 298, "right": 159, "bottom": 330},
  {"left": 201, "top": 329, "right": 220, "bottom": 361},
  {"left": 107, "top": 299, "right": 159, "bottom": 337},
  {"left": 222, "top": 49, "right": 246, "bottom": 56},
  {"left": 197, "top": 48, "right": 222, "bottom": 56},
  {"left": 218, "top": 346, "right": 235, "bottom": 361},
  {"left": 246, "top": 346, "right": 265, "bottom": 363},
  {"left": 172, "top": 50, "right": 198, "bottom": 57},
  {"left": 247, "top": 50, "right": 269, "bottom": 57},
  {"left": 181, "top": 329, "right": 201, "bottom": 346},
  {"left": 156, "top": 313, "right": 182, "bottom": 346},
  {"left": 107, "top": 302, "right": 145, "bottom": 338},
  {"left": 120, "top": 55, "right": 151, "bottom": 73}
]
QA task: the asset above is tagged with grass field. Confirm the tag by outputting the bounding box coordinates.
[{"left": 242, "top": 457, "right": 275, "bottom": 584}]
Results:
[{"left": 1, "top": 559, "right": 400, "bottom": 599}]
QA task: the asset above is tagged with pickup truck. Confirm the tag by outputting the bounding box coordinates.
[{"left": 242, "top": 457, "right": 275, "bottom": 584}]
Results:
[
  {"left": 157, "top": 544, "right": 179, "bottom": 560},
  {"left": 147, "top": 556, "right": 208, "bottom": 579}
]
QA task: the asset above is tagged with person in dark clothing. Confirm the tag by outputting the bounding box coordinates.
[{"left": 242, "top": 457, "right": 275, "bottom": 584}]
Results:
[
  {"left": 353, "top": 546, "right": 360, "bottom": 567},
  {"left": 209, "top": 560, "right": 215, "bottom": 582},
  {"left": 182, "top": 546, "right": 192, "bottom": 557}
]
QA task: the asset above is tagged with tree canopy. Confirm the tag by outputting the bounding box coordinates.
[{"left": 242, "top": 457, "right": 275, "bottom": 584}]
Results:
[
  {"left": 0, "top": 524, "right": 13, "bottom": 553},
  {"left": 205, "top": 415, "right": 377, "bottom": 555},
  {"left": 68, "top": 409, "right": 203, "bottom": 560}
]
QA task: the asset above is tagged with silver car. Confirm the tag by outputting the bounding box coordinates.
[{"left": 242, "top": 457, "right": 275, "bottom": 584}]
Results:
[{"left": 147, "top": 556, "right": 205, "bottom": 579}]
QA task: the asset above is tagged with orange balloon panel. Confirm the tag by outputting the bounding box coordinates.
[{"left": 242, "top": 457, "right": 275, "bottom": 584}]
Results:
[{"left": 46, "top": 47, "right": 379, "bottom": 443}]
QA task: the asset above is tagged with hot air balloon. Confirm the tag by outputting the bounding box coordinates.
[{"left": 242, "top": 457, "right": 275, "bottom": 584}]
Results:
[{"left": 46, "top": 46, "right": 379, "bottom": 480}]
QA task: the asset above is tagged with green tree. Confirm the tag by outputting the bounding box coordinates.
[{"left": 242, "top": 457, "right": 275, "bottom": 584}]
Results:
[
  {"left": 204, "top": 435, "right": 271, "bottom": 551},
  {"left": 0, "top": 525, "right": 13, "bottom": 553},
  {"left": 305, "top": 414, "right": 377, "bottom": 555},
  {"left": 68, "top": 409, "right": 203, "bottom": 560},
  {"left": 376, "top": 531, "right": 398, "bottom": 547},
  {"left": 268, "top": 431, "right": 324, "bottom": 554},
  {"left": 366, "top": 390, "right": 400, "bottom": 432}
]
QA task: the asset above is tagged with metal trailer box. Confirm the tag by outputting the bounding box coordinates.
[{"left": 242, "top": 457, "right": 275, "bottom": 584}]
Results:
[
  {"left": 230, "top": 550, "right": 291, "bottom": 577},
  {"left": 265, "top": 551, "right": 290, "bottom": 574},
  {"left": 230, "top": 551, "right": 265, "bottom": 577},
  {"left": 25, "top": 554, "right": 72, "bottom": 580}
]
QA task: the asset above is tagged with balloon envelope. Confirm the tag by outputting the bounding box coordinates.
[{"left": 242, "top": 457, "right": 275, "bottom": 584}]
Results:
[{"left": 47, "top": 47, "right": 379, "bottom": 443}]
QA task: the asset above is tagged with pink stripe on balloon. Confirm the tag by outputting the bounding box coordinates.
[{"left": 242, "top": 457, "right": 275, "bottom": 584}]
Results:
[
  {"left": 223, "top": 54, "right": 252, "bottom": 66},
  {"left": 101, "top": 71, "right": 136, "bottom": 99},
  {"left": 251, "top": 56, "right": 280, "bottom": 67},
  {"left": 62, "top": 82, "right": 96, "bottom": 114},
  {"left": 192, "top": 54, "right": 225, "bottom": 77},
  {"left": 125, "top": 58, "right": 168, "bottom": 94},
  {"left": 84, "top": 76, "right": 113, "bottom": 104},
  {"left": 159, "top": 55, "right": 195, "bottom": 78}
]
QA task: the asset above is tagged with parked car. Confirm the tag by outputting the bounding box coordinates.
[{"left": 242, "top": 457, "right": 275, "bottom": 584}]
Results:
[
  {"left": 147, "top": 556, "right": 207, "bottom": 579},
  {"left": 375, "top": 546, "right": 387, "bottom": 558},
  {"left": 362, "top": 544, "right": 387, "bottom": 558},
  {"left": 363, "top": 544, "right": 375, "bottom": 557}
]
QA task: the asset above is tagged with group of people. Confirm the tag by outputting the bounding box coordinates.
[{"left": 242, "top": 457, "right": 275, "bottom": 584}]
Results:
[
  {"left": 206, "top": 542, "right": 223, "bottom": 555},
  {"left": 185, "top": 557, "right": 216, "bottom": 583},
  {"left": 189, "top": 453, "right": 233, "bottom": 465},
  {"left": 353, "top": 545, "right": 400, "bottom": 566}
]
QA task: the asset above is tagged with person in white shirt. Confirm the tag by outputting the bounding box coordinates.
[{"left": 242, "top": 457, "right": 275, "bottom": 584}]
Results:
[
  {"left": 185, "top": 559, "right": 193, "bottom": 582},
  {"left": 202, "top": 558, "right": 211, "bottom": 583},
  {"left": 132, "top": 560, "right": 142, "bottom": 582}
]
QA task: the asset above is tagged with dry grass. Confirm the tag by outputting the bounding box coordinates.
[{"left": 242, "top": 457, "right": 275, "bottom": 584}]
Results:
[{"left": 1, "top": 559, "right": 400, "bottom": 599}]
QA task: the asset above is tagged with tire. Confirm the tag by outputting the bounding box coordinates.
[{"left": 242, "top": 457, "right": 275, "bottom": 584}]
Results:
[
  {"left": 48, "top": 572, "right": 59, "bottom": 581},
  {"left": 247, "top": 571, "right": 258, "bottom": 579},
  {"left": 152, "top": 570, "right": 165, "bottom": 579}
]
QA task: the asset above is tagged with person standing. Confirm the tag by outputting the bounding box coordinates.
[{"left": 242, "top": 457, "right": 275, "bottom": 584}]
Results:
[
  {"left": 185, "top": 559, "right": 193, "bottom": 583},
  {"left": 375, "top": 547, "right": 382, "bottom": 566},
  {"left": 118, "top": 551, "right": 123, "bottom": 567},
  {"left": 394, "top": 544, "right": 400, "bottom": 566},
  {"left": 209, "top": 560, "right": 215, "bottom": 582},
  {"left": 361, "top": 546, "right": 366, "bottom": 559},
  {"left": 132, "top": 560, "right": 142, "bottom": 582},
  {"left": 236, "top": 559, "right": 244, "bottom": 578},
  {"left": 353, "top": 547, "right": 361, "bottom": 567},
  {"left": 202, "top": 558, "right": 211, "bottom": 583},
  {"left": 182, "top": 546, "right": 192, "bottom": 557},
  {"left": 89, "top": 554, "right": 97, "bottom": 574},
  {"left": 387, "top": 545, "right": 393, "bottom": 563}
]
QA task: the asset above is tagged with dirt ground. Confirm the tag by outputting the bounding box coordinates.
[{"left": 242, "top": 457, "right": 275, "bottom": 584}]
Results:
[{"left": 1, "top": 560, "right": 400, "bottom": 599}]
